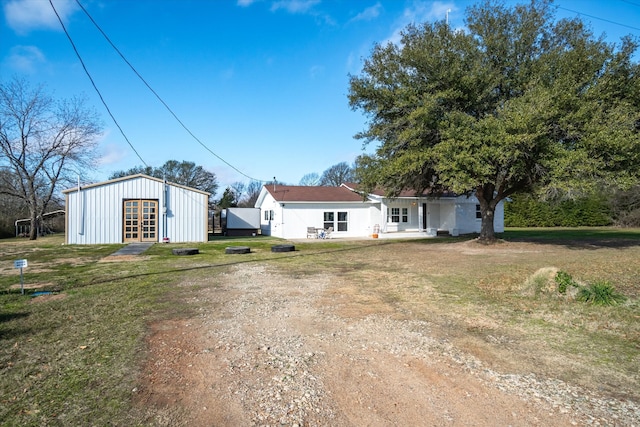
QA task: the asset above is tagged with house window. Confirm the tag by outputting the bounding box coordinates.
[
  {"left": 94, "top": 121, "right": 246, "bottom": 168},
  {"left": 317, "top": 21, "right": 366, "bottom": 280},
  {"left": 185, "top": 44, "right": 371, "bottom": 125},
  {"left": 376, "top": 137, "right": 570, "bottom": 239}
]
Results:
[
  {"left": 337, "top": 211, "right": 348, "bottom": 231},
  {"left": 323, "top": 211, "right": 334, "bottom": 229},
  {"left": 402, "top": 208, "right": 408, "bottom": 223},
  {"left": 388, "top": 207, "right": 400, "bottom": 223},
  {"left": 264, "top": 210, "right": 274, "bottom": 220},
  {"left": 476, "top": 205, "right": 482, "bottom": 219},
  {"left": 324, "top": 211, "right": 348, "bottom": 231}
]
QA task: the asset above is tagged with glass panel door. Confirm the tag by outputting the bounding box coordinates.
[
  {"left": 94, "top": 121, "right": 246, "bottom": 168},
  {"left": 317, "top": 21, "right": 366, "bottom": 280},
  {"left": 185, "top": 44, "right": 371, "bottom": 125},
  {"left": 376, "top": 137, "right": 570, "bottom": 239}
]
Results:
[
  {"left": 123, "top": 200, "right": 139, "bottom": 242},
  {"left": 141, "top": 200, "right": 157, "bottom": 242},
  {"left": 123, "top": 199, "right": 158, "bottom": 242}
]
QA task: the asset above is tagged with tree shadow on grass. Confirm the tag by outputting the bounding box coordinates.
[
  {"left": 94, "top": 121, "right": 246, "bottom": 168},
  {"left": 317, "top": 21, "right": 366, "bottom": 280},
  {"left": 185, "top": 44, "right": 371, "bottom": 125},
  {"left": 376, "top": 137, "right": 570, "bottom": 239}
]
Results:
[
  {"left": 0, "top": 312, "right": 30, "bottom": 323},
  {"left": 0, "top": 312, "right": 31, "bottom": 341}
]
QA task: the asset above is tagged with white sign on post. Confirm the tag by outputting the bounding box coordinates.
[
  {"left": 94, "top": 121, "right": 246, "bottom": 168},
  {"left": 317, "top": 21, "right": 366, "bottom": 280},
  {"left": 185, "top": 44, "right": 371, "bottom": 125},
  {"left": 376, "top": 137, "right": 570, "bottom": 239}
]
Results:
[{"left": 14, "top": 259, "right": 28, "bottom": 295}]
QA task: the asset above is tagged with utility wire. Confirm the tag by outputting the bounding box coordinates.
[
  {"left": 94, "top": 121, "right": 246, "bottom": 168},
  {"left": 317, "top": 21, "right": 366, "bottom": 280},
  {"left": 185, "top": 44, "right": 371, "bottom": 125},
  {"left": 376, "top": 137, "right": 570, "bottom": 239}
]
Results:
[
  {"left": 74, "top": 0, "right": 265, "bottom": 183},
  {"left": 48, "top": 0, "right": 149, "bottom": 167},
  {"left": 618, "top": 0, "right": 640, "bottom": 9},
  {"left": 558, "top": 6, "right": 640, "bottom": 33}
]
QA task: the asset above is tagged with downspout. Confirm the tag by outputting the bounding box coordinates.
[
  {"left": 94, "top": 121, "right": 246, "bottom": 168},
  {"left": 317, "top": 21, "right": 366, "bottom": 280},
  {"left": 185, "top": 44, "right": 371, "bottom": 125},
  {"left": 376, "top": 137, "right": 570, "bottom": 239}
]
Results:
[
  {"left": 162, "top": 179, "right": 168, "bottom": 242},
  {"left": 77, "top": 175, "right": 84, "bottom": 236}
]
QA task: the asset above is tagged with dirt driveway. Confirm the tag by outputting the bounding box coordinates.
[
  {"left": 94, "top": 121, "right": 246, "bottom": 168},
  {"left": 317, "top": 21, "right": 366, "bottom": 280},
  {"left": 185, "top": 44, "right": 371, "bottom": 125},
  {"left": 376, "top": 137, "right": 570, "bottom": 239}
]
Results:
[{"left": 135, "top": 242, "right": 638, "bottom": 426}]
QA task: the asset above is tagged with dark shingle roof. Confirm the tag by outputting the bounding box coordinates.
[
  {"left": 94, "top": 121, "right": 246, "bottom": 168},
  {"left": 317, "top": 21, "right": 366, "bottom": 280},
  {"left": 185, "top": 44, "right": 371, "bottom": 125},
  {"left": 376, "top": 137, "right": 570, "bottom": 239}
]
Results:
[{"left": 265, "top": 185, "right": 365, "bottom": 202}]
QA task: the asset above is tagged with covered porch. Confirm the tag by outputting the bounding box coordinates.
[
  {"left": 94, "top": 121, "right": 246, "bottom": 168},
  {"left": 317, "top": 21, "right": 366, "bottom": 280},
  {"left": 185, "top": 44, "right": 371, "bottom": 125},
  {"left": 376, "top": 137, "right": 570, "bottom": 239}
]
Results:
[{"left": 377, "top": 198, "right": 462, "bottom": 237}]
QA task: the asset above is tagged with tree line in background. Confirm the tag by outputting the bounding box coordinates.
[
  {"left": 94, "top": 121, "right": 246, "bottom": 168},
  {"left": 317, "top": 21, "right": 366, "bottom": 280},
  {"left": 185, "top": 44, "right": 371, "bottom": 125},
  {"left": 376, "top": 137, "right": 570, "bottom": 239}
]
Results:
[
  {"left": 505, "top": 186, "right": 640, "bottom": 228},
  {"left": 215, "top": 161, "right": 357, "bottom": 209},
  {"left": 109, "top": 160, "right": 219, "bottom": 195}
]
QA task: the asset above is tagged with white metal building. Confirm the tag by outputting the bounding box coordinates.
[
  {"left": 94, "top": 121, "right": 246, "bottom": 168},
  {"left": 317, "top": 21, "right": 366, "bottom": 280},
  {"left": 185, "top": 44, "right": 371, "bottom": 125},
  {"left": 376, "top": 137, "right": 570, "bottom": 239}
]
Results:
[{"left": 63, "top": 174, "right": 209, "bottom": 244}]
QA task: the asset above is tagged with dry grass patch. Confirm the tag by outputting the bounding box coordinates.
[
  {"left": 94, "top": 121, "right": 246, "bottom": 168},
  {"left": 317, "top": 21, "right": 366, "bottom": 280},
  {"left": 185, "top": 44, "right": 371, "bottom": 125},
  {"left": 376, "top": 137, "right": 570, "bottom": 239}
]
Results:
[
  {"left": 301, "top": 237, "right": 640, "bottom": 401},
  {"left": 1, "top": 230, "right": 638, "bottom": 424}
]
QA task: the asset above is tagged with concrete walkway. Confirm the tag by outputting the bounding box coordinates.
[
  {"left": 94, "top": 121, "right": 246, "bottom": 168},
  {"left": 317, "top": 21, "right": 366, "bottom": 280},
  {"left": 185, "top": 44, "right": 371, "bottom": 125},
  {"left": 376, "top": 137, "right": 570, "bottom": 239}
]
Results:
[{"left": 109, "top": 242, "right": 154, "bottom": 256}]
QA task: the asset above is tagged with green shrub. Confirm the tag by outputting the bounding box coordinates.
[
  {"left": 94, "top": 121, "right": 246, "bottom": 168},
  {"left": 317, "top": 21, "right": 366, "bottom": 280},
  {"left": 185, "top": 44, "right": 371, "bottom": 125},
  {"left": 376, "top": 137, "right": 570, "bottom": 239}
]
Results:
[
  {"left": 555, "top": 270, "right": 579, "bottom": 294},
  {"left": 505, "top": 194, "right": 612, "bottom": 227},
  {"left": 576, "top": 281, "right": 627, "bottom": 306}
]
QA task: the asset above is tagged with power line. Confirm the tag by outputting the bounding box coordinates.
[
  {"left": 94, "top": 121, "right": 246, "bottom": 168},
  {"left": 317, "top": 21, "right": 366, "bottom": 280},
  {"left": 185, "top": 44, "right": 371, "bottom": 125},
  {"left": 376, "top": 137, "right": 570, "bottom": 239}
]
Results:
[
  {"left": 557, "top": 6, "right": 640, "bottom": 33},
  {"left": 618, "top": 0, "right": 640, "bottom": 8},
  {"left": 74, "top": 0, "right": 266, "bottom": 183},
  {"left": 48, "top": 0, "right": 149, "bottom": 168}
]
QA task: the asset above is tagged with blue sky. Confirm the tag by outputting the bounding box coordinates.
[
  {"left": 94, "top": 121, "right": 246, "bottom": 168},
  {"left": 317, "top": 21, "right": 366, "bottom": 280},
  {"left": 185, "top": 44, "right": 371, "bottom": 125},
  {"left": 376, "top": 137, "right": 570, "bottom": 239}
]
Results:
[{"left": 2, "top": 0, "right": 640, "bottom": 197}]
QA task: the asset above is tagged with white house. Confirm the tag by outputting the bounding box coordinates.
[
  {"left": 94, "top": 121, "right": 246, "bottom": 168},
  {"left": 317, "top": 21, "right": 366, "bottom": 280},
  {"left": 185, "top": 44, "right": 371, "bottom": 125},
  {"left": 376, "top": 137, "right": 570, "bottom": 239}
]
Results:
[
  {"left": 63, "top": 174, "right": 209, "bottom": 244},
  {"left": 255, "top": 183, "right": 504, "bottom": 240}
]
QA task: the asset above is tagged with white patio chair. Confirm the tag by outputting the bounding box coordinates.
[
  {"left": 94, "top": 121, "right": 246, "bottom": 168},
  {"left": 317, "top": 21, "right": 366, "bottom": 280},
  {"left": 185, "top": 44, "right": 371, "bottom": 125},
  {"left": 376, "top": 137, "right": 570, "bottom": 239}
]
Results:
[{"left": 307, "top": 227, "right": 318, "bottom": 238}]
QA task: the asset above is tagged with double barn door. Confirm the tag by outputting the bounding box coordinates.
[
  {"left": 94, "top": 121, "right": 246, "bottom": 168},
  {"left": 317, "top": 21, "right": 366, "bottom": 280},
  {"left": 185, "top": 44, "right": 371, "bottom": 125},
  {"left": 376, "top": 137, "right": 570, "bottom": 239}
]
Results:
[{"left": 123, "top": 199, "right": 158, "bottom": 242}]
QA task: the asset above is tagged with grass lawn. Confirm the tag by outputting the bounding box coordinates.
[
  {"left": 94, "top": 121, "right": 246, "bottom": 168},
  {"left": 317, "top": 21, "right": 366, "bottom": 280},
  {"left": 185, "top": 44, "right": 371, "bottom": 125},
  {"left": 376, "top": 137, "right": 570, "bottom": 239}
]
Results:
[{"left": 0, "top": 228, "right": 638, "bottom": 425}]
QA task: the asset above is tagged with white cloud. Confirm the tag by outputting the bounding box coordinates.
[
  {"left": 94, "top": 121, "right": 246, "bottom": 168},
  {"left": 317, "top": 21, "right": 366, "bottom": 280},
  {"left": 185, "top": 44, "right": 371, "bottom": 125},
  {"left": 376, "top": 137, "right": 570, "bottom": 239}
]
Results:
[
  {"left": 97, "top": 138, "right": 128, "bottom": 168},
  {"left": 5, "top": 45, "right": 46, "bottom": 73},
  {"left": 350, "top": 2, "right": 382, "bottom": 23},
  {"left": 270, "top": 0, "right": 320, "bottom": 14},
  {"left": 309, "top": 64, "right": 324, "bottom": 79},
  {"left": 385, "top": 1, "right": 458, "bottom": 45},
  {"left": 4, "top": 0, "right": 78, "bottom": 34},
  {"left": 237, "top": 0, "right": 258, "bottom": 7}
]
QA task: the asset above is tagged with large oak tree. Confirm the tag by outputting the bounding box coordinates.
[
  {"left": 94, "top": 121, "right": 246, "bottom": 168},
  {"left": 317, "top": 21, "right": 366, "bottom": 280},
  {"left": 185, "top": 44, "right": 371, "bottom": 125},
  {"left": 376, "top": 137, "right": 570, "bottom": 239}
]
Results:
[
  {"left": 0, "top": 78, "right": 102, "bottom": 240},
  {"left": 349, "top": 0, "right": 640, "bottom": 242}
]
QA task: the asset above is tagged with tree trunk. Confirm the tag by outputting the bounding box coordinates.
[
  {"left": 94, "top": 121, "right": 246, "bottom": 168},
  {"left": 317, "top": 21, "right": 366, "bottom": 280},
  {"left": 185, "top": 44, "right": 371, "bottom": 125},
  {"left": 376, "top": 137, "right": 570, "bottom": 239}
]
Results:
[
  {"left": 29, "top": 212, "right": 38, "bottom": 240},
  {"left": 476, "top": 186, "right": 499, "bottom": 243},
  {"left": 478, "top": 205, "right": 496, "bottom": 243}
]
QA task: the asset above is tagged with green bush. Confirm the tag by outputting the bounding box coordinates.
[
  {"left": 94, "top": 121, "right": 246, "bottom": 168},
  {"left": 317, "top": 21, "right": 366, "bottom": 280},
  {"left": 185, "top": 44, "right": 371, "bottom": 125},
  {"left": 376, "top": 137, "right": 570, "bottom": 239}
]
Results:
[
  {"left": 576, "top": 281, "right": 627, "bottom": 306},
  {"left": 505, "top": 194, "right": 612, "bottom": 227},
  {"left": 555, "top": 270, "right": 579, "bottom": 294}
]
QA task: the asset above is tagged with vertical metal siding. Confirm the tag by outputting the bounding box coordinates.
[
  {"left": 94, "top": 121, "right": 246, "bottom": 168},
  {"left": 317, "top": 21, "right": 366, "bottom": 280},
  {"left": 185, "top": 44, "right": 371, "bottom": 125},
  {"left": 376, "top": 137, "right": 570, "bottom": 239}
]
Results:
[
  {"left": 66, "top": 176, "right": 208, "bottom": 244},
  {"left": 165, "top": 183, "right": 208, "bottom": 243}
]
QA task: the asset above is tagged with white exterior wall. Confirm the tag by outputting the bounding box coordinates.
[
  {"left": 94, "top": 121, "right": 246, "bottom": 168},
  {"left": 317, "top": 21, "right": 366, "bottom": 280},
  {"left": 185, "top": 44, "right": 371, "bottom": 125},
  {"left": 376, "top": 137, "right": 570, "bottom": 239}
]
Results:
[
  {"left": 258, "top": 192, "right": 281, "bottom": 238},
  {"left": 164, "top": 184, "right": 209, "bottom": 243},
  {"left": 258, "top": 197, "right": 376, "bottom": 239},
  {"left": 382, "top": 199, "right": 420, "bottom": 232},
  {"left": 452, "top": 199, "right": 479, "bottom": 235},
  {"left": 450, "top": 196, "right": 506, "bottom": 234},
  {"left": 65, "top": 176, "right": 208, "bottom": 244},
  {"left": 439, "top": 203, "right": 457, "bottom": 232},
  {"left": 494, "top": 200, "right": 505, "bottom": 233},
  {"left": 256, "top": 188, "right": 505, "bottom": 239}
]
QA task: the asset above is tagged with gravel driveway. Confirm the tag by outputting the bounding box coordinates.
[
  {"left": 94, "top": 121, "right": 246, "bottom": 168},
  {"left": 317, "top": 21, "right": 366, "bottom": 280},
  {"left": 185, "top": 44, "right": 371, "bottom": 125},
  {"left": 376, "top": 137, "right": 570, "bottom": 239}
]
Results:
[{"left": 135, "top": 261, "right": 639, "bottom": 426}]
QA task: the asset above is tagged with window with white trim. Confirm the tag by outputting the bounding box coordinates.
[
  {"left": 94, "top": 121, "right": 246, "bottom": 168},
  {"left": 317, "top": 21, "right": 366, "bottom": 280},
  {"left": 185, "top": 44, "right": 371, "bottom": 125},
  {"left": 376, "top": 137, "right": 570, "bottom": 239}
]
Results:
[
  {"left": 337, "top": 211, "right": 348, "bottom": 231},
  {"left": 264, "top": 210, "right": 274, "bottom": 220},
  {"left": 387, "top": 207, "right": 408, "bottom": 223},
  {"left": 388, "top": 207, "right": 400, "bottom": 222},
  {"left": 323, "top": 211, "right": 348, "bottom": 231},
  {"left": 323, "top": 211, "right": 334, "bottom": 229},
  {"left": 476, "top": 205, "right": 482, "bottom": 219}
]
